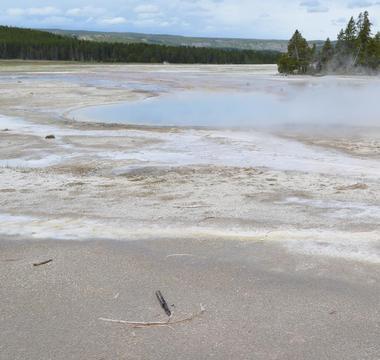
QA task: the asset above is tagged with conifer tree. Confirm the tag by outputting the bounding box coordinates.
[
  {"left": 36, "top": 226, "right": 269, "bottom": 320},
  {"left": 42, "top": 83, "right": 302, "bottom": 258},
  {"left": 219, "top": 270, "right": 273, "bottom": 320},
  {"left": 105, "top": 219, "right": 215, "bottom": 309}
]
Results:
[
  {"left": 366, "top": 32, "right": 380, "bottom": 70},
  {"left": 356, "top": 11, "right": 372, "bottom": 65},
  {"left": 277, "top": 11, "right": 380, "bottom": 74},
  {"left": 278, "top": 30, "right": 312, "bottom": 74},
  {"left": 344, "top": 16, "right": 358, "bottom": 53},
  {"left": 0, "top": 26, "right": 280, "bottom": 65},
  {"left": 320, "top": 38, "right": 334, "bottom": 70}
]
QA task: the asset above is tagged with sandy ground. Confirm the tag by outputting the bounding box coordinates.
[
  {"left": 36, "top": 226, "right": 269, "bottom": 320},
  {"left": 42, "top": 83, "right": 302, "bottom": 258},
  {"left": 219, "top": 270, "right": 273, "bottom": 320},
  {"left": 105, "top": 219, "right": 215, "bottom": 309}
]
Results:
[
  {"left": 1, "top": 238, "right": 380, "bottom": 360},
  {"left": 0, "top": 62, "right": 380, "bottom": 359}
]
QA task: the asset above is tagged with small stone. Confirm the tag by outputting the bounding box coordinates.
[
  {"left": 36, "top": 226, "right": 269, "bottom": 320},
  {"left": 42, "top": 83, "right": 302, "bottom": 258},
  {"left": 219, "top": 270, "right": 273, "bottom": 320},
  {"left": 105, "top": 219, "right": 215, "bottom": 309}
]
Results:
[{"left": 45, "top": 134, "right": 56, "bottom": 140}]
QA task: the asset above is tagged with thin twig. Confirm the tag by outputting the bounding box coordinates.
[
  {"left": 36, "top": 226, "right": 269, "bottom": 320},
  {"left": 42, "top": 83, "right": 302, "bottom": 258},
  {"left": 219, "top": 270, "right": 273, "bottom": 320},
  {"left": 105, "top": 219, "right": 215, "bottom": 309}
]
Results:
[
  {"left": 2, "top": 258, "right": 21, "bottom": 262},
  {"left": 166, "top": 254, "right": 194, "bottom": 258},
  {"left": 174, "top": 205, "right": 208, "bottom": 209},
  {"left": 33, "top": 259, "right": 53, "bottom": 267},
  {"left": 198, "top": 217, "right": 216, "bottom": 223},
  {"left": 99, "top": 304, "right": 205, "bottom": 329},
  {"left": 156, "top": 290, "right": 172, "bottom": 317}
]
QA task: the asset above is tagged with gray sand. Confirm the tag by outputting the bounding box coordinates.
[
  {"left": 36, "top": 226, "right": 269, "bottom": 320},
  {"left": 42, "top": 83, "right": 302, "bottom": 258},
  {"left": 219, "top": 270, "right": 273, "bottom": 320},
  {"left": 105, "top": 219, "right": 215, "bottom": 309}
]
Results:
[{"left": 1, "top": 237, "right": 379, "bottom": 360}]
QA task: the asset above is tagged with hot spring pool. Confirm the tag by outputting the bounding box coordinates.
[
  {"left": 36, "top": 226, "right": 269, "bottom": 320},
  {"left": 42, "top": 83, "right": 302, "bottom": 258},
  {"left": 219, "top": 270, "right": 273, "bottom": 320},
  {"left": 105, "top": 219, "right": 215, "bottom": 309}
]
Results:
[{"left": 69, "top": 80, "right": 380, "bottom": 128}]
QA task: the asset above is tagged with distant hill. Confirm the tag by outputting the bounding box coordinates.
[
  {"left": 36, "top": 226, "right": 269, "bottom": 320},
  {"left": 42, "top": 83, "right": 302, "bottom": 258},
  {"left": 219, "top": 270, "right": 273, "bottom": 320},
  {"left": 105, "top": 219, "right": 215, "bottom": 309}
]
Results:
[
  {"left": 0, "top": 26, "right": 280, "bottom": 64},
  {"left": 45, "top": 29, "right": 325, "bottom": 53}
]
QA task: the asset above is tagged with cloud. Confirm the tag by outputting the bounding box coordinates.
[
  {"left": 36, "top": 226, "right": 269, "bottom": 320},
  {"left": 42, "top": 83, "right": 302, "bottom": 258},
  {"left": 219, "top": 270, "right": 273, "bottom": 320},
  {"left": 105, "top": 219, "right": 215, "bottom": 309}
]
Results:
[
  {"left": 300, "top": 0, "right": 329, "bottom": 13},
  {"left": 38, "top": 16, "right": 73, "bottom": 25},
  {"left": 66, "top": 7, "right": 105, "bottom": 17},
  {"left": 99, "top": 17, "right": 127, "bottom": 25},
  {"left": 1, "top": 0, "right": 380, "bottom": 40},
  {"left": 6, "top": 8, "right": 24, "bottom": 16},
  {"left": 134, "top": 4, "right": 160, "bottom": 14},
  {"left": 7, "top": 7, "right": 61, "bottom": 17},
  {"left": 331, "top": 17, "right": 348, "bottom": 26},
  {"left": 347, "top": 0, "right": 380, "bottom": 8},
  {"left": 132, "top": 3, "right": 167, "bottom": 27}
]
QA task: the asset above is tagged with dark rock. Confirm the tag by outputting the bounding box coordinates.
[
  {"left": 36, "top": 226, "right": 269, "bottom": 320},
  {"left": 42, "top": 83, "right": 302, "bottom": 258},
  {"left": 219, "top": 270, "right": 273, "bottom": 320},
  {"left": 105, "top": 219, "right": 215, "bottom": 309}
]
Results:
[{"left": 45, "top": 134, "right": 56, "bottom": 140}]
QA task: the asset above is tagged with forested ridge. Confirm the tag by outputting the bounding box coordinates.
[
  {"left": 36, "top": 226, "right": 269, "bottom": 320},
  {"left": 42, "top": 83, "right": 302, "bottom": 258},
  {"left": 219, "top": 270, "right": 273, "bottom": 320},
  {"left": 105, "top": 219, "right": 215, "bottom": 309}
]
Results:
[
  {"left": 0, "top": 26, "right": 280, "bottom": 64},
  {"left": 278, "top": 11, "right": 380, "bottom": 74},
  {"left": 47, "top": 28, "right": 305, "bottom": 52}
]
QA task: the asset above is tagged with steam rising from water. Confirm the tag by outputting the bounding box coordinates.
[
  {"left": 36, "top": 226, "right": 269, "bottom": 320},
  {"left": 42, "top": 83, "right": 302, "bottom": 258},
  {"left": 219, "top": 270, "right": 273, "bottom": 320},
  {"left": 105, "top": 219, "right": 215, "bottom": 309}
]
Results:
[{"left": 72, "top": 77, "right": 380, "bottom": 128}]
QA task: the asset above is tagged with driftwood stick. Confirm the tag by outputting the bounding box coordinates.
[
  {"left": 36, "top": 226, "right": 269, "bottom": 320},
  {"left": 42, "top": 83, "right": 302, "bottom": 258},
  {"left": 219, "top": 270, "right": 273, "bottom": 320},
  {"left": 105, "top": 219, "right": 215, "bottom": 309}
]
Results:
[
  {"left": 155, "top": 290, "right": 172, "bottom": 317},
  {"left": 33, "top": 259, "right": 53, "bottom": 267},
  {"left": 166, "top": 254, "right": 194, "bottom": 258},
  {"left": 99, "top": 304, "right": 205, "bottom": 329},
  {"left": 174, "top": 205, "right": 208, "bottom": 209}
]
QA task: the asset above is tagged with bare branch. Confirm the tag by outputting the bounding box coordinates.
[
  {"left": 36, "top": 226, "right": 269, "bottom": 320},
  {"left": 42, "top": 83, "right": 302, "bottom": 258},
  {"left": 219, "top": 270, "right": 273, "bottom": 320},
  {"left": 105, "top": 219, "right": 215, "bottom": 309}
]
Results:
[
  {"left": 33, "top": 259, "right": 53, "bottom": 267},
  {"left": 99, "top": 304, "right": 205, "bottom": 329}
]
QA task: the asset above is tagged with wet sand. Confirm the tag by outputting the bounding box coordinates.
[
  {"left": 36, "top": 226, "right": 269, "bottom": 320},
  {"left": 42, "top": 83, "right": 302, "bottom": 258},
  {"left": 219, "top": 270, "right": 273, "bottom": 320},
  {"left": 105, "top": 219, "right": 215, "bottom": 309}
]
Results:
[{"left": 0, "top": 62, "right": 380, "bottom": 359}]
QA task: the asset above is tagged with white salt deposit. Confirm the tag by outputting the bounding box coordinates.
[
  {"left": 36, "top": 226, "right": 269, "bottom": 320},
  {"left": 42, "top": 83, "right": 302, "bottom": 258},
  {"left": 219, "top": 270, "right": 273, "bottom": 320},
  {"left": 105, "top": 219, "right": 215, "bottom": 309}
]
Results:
[{"left": 1, "top": 67, "right": 380, "bottom": 264}]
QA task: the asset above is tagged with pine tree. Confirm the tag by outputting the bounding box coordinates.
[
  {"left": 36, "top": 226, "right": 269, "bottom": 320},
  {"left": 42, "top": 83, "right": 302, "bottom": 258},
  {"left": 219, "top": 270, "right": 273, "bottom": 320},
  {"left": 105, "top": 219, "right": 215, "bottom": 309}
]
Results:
[
  {"left": 278, "top": 30, "right": 314, "bottom": 74},
  {"left": 356, "top": 11, "right": 372, "bottom": 65},
  {"left": 279, "top": 11, "right": 380, "bottom": 74},
  {"left": 334, "top": 16, "right": 359, "bottom": 71},
  {"left": 320, "top": 38, "right": 334, "bottom": 70},
  {"left": 344, "top": 16, "right": 358, "bottom": 52},
  {"left": 335, "top": 29, "right": 345, "bottom": 54},
  {"left": 288, "top": 30, "right": 311, "bottom": 61},
  {"left": 366, "top": 32, "right": 380, "bottom": 70},
  {"left": 0, "top": 26, "right": 280, "bottom": 64}
]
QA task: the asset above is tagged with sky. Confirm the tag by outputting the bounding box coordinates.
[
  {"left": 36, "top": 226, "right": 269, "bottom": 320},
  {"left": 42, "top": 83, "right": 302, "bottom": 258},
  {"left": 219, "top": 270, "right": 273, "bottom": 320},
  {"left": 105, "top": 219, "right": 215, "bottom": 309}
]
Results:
[{"left": 0, "top": 0, "right": 379, "bottom": 40}]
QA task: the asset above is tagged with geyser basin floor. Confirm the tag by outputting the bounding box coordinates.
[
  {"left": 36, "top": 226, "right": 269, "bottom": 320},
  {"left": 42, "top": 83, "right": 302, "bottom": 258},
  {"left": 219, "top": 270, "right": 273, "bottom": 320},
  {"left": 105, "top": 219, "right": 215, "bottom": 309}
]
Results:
[
  {"left": 0, "top": 64, "right": 380, "bottom": 261},
  {"left": 1, "top": 63, "right": 380, "bottom": 359}
]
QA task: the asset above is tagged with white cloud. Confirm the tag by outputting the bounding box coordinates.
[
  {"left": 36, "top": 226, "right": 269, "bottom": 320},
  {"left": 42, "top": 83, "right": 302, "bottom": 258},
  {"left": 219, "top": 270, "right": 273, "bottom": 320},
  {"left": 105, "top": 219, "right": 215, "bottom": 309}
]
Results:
[
  {"left": 1, "top": 0, "right": 380, "bottom": 40},
  {"left": 99, "top": 17, "right": 127, "bottom": 25},
  {"left": 38, "top": 16, "right": 72, "bottom": 25},
  {"left": 300, "top": 0, "right": 329, "bottom": 13},
  {"left": 7, "top": 7, "right": 61, "bottom": 17},
  {"left": 132, "top": 3, "right": 166, "bottom": 27},
  {"left": 6, "top": 8, "right": 24, "bottom": 16},
  {"left": 66, "top": 6, "right": 105, "bottom": 17},
  {"left": 29, "top": 7, "right": 60, "bottom": 16},
  {"left": 134, "top": 4, "right": 160, "bottom": 14},
  {"left": 331, "top": 17, "right": 349, "bottom": 26},
  {"left": 347, "top": 0, "right": 380, "bottom": 8}
]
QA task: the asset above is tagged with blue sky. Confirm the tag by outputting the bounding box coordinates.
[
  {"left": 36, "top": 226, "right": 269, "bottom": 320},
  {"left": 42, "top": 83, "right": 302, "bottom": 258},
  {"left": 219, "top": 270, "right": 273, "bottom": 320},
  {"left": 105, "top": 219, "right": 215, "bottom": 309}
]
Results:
[{"left": 0, "top": 0, "right": 379, "bottom": 39}]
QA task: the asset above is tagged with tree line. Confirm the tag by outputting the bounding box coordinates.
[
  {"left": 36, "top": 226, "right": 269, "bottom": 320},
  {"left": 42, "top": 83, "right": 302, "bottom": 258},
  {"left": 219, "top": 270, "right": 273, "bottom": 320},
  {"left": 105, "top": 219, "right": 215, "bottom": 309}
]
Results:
[
  {"left": 278, "top": 11, "right": 380, "bottom": 74},
  {"left": 0, "top": 26, "right": 280, "bottom": 64}
]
